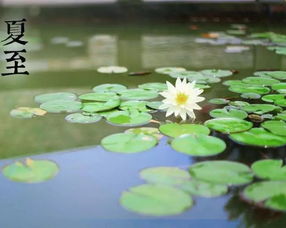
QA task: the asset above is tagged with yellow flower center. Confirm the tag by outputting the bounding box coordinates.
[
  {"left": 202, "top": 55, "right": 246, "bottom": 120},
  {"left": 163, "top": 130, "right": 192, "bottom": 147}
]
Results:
[{"left": 176, "top": 93, "right": 188, "bottom": 105}]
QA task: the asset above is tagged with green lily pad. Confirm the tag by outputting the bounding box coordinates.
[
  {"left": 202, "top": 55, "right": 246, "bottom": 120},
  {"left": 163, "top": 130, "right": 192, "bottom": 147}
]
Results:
[
  {"left": 138, "top": 83, "right": 167, "bottom": 92},
  {"left": 251, "top": 159, "right": 286, "bottom": 181},
  {"left": 242, "top": 104, "right": 281, "bottom": 115},
  {"left": 120, "top": 100, "right": 149, "bottom": 112},
  {"left": 65, "top": 113, "right": 101, "bottom": 124},
  {"left": 92, "top": 84, "right": 127, "bottom": 93},
  {"left": 97, "top": 66, "right": 128, "bottom": 73},
  {"left": 34, "top": 92, "right": 77, "bottom": 104},
  {"left": 2, "top": 158, "right": 59, "bottom": 183},
  {"left": 204, "top": 118, "right": 253, "bottom": 133},
  {"left": 275, "top": 98, "right": 286, "bottom": 107},
  {"left": 179, "top": 180, "right": 228, "bottom": 197},
  {"left": 243, "top": 181, "right": 286, "bottom": 211},
  {"left": 261, "top": 120, "right": 286, "bottom": 136},
  {"left": 81, "top": 98, "right": 120, "bottom": 113},
  {"left": 200, "top": 69, "right": 233, "bottom": 78},
  {"left": 262, "top": 94, "right": 285, "bottom": 103},
  {"left": 140, "top": 167, "right": 190, "bottom": 185},
  {"left": 276, "top": 111, "right": 286, "bottom": 121},
  {"left": 10, "top": 107, "right": 47, "bottom": 119},
  {"left": 223, "top": 80, "right": 244, "bottom": 86},
  {"left": 159, "top": 123, "right": 210, "bottom": 137},
  {"left": 125, "top": 127, "right": 163, "bottom": 140},
  {"left": 209, "top": 98, "right": 229, "bottom": 105},
  {"left": 242, "top": 77, "right": 279, "bottom": 86},
  {"left": 229, "top": 84, "right": 270, "bottom": 95},
  {"left": 189, "top": 161, "right": 253, "bottom": 185},
  {"left": 230, "top": 128, "right": 286, "bottom": 147},
  {"left": 146, "top": 101, "right": 164, "bottom": 110},
  {"left": 169, "top": 71, "right": 203, "bottom": 79},
  {"left": 171, "top": 134, "right": 226, "bottom": 156},
  {"left": 241, "top": 93, "right": 261, "bottom": 99},
  {"left": 272, "top": 83, "right": 286, "bottom": 92},
  {"left": 101, "top": 132, "right": 157, "bottom": 153},
  {"left": 79, "top": 92, "right": 118, "bottom": 102},
  {"left": 155, "top": 67, "right": 186, "bottom": 75},
  {"left": 40, "top": 100, "right": 82, "bottom": 113},
  {"left": 209, "top": 108, "right": 248, "bottom": 119},
  {"left": 229, "top": 101, "right": 250, "bottom": 108},
  {"left": 254, "top": 71, "right": 286, "bottom": 80},
  {"left": 195, "top": 84, "right": 210, "bottom": 89},
  {"left": 120, "top": 184, "right": 192, "bottom": 216},
  {"left": 119, "top": 89, "right": 158, "bottom": 100},
  {"left": 106, "top": 111, "right": 152, "bottom": 126}
]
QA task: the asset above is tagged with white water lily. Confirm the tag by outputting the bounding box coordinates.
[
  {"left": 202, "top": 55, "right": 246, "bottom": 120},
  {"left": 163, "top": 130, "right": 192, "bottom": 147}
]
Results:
[{"left": 159, "top": 78, "right": 205, "bottom": 121}]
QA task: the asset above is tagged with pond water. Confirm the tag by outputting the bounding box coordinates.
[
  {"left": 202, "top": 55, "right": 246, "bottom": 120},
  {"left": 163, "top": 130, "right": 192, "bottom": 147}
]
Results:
[{"left": 0, "top": 19, "right": 286, "bottom": 227}]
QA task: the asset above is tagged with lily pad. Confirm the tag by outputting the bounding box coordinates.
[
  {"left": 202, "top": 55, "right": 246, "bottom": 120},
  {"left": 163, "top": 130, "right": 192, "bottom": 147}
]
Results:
[
  {"left": 223, "top": 80, "right": 244, "bottom": 86},
  {"left": 171, "top": 134, "right": 226, "bottom": 156},
  {"left": 138, "top": 83, "right": 167, "bottom": 92},
  {"left": 243, "top": 181, "right": 286, "bottom": 211},
  {"left": 40, "top": 100, "right": 82, "bottom": 113},
  {"left": 119, "top": 89, "right": 158, "bottom": 100},
  {"left": 261, "top": 120, "right": 286, "bottom": 136},
  {"left": 120, "top": 100, "right": 149, "bottom": 112},
  {"left": 97, "top": 66, "right": 128, "bottom": 73},
  {"left": 200, "top": 69, "right": 233, "bottom": 78},
  {"left": 242, "top": 77, "right": 279, "bottom": 86},
  {"left": 155, "top": 67, "right": 186, "bottom": 75},
  {"left": 140, "top": 167, "right": 190, "bottom": 185},
  {"left": 10, "top": 107, "right": 47, "bottom": 119},
  {"left": 241, "top": 93, "right": 261, "bottom": 99},
  {"left": 125, "top": 127, "right": 163, "bottom": 140},
  {"left": 34, "top": 92, "right": 77, "bottom": 104},
  {"left": 229, "top": 101, "right": 250, "bottom": 108},
  {"left": 204, "top": 118, "right": 253, "bottom": 133},
  {"left": 65, "top": 113, "right": 101, "bottom": 124},
  {"left": 209, "top": 98, "right": 229, "bottom": 105},
  {"left": 2, "top": 158, "right": 59, "bottom": 183},
  {"left": 262, "top": 94, "right": 285, "bottom": 103},
  {"left": 254, "top": 71, "right": 286, "bottom": 80},
  {"left": 146, "top": 101, "right": 164, "bottom": 110},
  {"left": 209, "top": 108, "right": 248, "bottom": 119},
  {"left": 230, "top": 128, "right": 286, "bottom": 147},
  {"left": 120, "top": 184, "right": 193, "bottom": 216},
  {"left": 101, "top": 132, "right": 157, "bottom": 153},
  {"left": 275, "top": 98, "right": 286, "bottom": 107},
  {"left": 189, "top": 161, "right": 253, "bottom": 185},
  {"left": 179, "top": 180, "right": 228, "bottom": 197},
  {"left": 229, "top": 84, "right": 270, "bottom": 95},
  {"left": 251, "top": 159, "right": 286, "bottom": 181},
  {"left": 169, "top": 71, "right": 203, "bottom": 80},
  {"left": 92, "top": 84, "right": 127, "bottom": 93},
  {"left": 106, "top": 111, "right": 152, "bottom": 126},
  {"left": 79, "top": 92, "right": 118, "bottom": 102},
  {"left": 81, "top": 99, "right": 120, "bottom": 113},
  {"left": 272, "top": 83, "right": 286, "bottom": 92},
  {"left": 159, "top": 123, "right": 210, "bottom": 137},
  {"left": 242, "top": 104, "right": 281, "bottom": 114},
  {"left": 276, "top": 111, "right": 286, "bottom": 121}
]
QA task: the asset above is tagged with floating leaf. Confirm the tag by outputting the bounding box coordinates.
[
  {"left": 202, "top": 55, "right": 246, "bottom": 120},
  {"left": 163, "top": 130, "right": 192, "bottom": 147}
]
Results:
[
  {"left": 241, "top": 93, "right": 261, "bottom": 99},
  {"left": 10, "top": 107, "right": 47, "bottom": 119},
  {"left": 138, "top": 83, "right": 167, "bottom": 92},
  {"left": 254, "top": 71, "right": 286, "bottom": 80},
  {"left": 272, "top": 83, "right": 286, "bottom": 92},
  {"left": 223, "top": 80, "right": 244, "bottom": 86},
  {"left": 146, "top": 101, "right": 164, "bottom": 110},
  {"left": 261, "top": 120, "right": 286, "bottom": 136},
  {"left": 34, "top": 92, "right": 77, "bottom": 104},
  {"left": 140, "top": 167, "right": 190, "bottom": 185},
  {"left": 40, "top": 100, "right": 81, "bottom": 113},
  {"left": 204, "top": 117, "right": 253, "bottom": 133},
  {"left": 120, "top": 184, "right": 192, "bottom": 216},
  {"left": 92, "top": 84, "right": 127, "bottom": 93},
  {"left": 230, "top": 128, "right": 286, "bottom": 147},
  {"left": 200, "top": 69, "right": 233, "bottom": 78},
  {"left": 101, "top": 132, "right": 157, "bottom": 153},
  {"left": 276, "top": 111, "right": 286, "bottom": 121},
  {"left": 2, "top": 159, "right": 59, "bottom": 183},
  {"left": 209, "top": 98, "right": 229, "bottom": 105},
  {"left": 125, "top": 127, "right": 163, "bottom": 140},
  {"left": 243, "top": 181, "right": 286, "bottom": 211},
  {"left": 275, "top": 98, "right": 286, "bottom": 107},
  {"left": 97, "top": 66, "right": 128, "bottom": 73},
  {"left": 155, "top": 67, "right": 186, "bottom": 75},
  {"left": 195, "top": 84, "right": 210, "bottom": 89},
  {"left": 209, "top": 108, "right": 248, "bottom": 119},
  {"left": 229, "top": 84, "right": 270, "bottom": 95},
  {"left": 171, "top": 134, "right": 226, "bottom": 156},
  {"left": 179, "top": 180, "right": 228, "bottom": 197},
  {"left": 119, "top": 89, "right": 158, "bottom": 100},
  {"left": 242, "top": 104, "right": 281, "bottom": 114},
  {"left": 159, "top": 123, "right": 210, "bottom": 137},
  {"left": 229, "top": 101, "right": 250, "bottom": 108},
  {"left": 189, "top": 161, "right": 253, "bottom": 185},
  {"left": 65, "top": 113, "right": 101, "bottom": 124},
  {"left": 120, "top": 100, "right": 149, "bottom": 112},
  {"left": 251, "top": 159, "right": 286, "bottom": 181},
  {"left": 81, "top": 99, "right": 120, "bottom": 113},
  {"left": 79, "top": 92, "right": 118, "bottom": 102},
  {"left": 262, "top": 94, "right": 285, "bottom": 103},
  {"left": 242, "top": 77, "right": 279, "bottom": 86},
  {"left": 106, "top": 111, "right": 152, "bottom": 126},
  {"left": 169, "top": 71, "right": 203, "bottom": 79}
]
